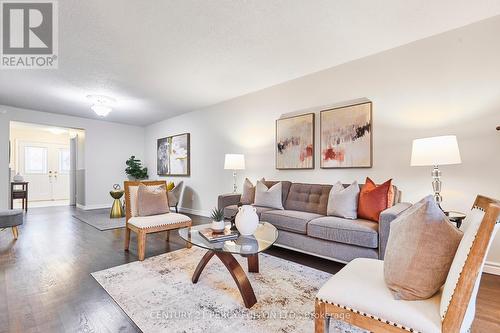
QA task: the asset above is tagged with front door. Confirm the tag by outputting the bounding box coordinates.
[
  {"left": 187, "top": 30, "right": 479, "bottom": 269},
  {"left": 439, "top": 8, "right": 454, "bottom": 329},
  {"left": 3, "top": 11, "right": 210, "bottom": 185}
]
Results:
[{"left": 17, "top": 141, "right": 70, "bottom": 202}]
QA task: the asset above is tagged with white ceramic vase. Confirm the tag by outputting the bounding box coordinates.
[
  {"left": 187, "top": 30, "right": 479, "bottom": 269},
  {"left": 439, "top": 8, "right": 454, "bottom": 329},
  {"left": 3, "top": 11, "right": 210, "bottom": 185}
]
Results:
[
  {"left": 211, "top": 220, "right": 225, "bottom": 232},
  {"left": 235, "top": 205, "right": 259, "bottom": 236},
  {"left": 13, "top": 172, "right": 24, "bottom": 182}
]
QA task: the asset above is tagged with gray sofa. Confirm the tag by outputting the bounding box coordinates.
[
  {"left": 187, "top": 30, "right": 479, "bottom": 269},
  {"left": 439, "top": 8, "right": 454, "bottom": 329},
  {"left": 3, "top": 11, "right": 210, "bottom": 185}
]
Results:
[{"left": 218, "top": 180, "right": 411, "bottom": 263}]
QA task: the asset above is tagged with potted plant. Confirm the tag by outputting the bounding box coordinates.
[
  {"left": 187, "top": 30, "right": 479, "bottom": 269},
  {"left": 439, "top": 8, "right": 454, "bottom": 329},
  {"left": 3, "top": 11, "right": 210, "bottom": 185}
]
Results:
[
  {"left": 210, "top": 207, "right": 225, "bottom": 232},
  {"left": 125, "top": 156, "right": 148, "bottom": 180}
]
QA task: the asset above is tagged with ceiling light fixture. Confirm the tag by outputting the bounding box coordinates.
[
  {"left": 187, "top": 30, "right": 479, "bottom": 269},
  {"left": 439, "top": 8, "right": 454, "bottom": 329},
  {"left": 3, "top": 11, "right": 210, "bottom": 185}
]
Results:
[
  {"left": 91, "top": 104, "right": 112, "bottom": 117},
  {"left": 87, "top": 95, "right": 116, "bottom": 117}
]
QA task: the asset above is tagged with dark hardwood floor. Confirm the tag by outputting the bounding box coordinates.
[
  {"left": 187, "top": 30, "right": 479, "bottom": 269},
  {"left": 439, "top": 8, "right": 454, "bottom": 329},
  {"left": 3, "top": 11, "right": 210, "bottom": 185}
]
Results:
[{"left": 0, "top": 206, "right": 498, "bottom": 332}]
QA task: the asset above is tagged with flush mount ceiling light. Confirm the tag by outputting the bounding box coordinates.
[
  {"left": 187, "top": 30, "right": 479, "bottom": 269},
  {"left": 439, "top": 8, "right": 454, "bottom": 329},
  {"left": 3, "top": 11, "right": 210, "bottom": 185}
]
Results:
[{"left": 87, "top": 95, "right": 116, "bottom": 117}]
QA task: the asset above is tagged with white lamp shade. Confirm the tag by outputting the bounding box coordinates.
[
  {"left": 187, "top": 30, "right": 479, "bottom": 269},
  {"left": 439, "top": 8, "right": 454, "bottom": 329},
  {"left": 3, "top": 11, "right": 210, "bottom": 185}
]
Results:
[
  {"left": 411, "top": 135, "right": 462, "bottom": 166},
  {"left": 224, "top": 154, "right": 245, "bottom": 170}
]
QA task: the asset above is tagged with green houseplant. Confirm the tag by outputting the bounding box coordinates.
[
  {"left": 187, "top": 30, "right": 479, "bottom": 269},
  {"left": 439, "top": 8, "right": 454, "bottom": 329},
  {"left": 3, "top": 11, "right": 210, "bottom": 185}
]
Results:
[
  {"left": 125, "top": 156, "right": 148, "bottom": 180},
  {"left": 210, "top": 207, "right": 225, "bottom": 232}
]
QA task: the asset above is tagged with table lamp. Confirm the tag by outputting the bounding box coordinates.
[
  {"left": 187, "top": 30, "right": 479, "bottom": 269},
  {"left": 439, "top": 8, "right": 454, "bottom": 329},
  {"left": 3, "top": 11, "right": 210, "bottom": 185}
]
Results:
[
  {"left": 411, "top": 135, "right": 461, "bottom": 208},
  {"left": 224, "top": 154, "right": 245, "bottom": 192}
]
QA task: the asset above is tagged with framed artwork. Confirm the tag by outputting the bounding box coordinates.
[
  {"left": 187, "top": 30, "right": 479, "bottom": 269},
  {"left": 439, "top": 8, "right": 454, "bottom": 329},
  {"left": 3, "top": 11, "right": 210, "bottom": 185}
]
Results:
[
  {"left": 157, "top": 133, "right": 190, "bottom": 176},
  {"left": 320, "top": 101, "right": 372, "bottom": 168},
  {"left": 276, "top": 113, "right": 315, "bottom": 169}
]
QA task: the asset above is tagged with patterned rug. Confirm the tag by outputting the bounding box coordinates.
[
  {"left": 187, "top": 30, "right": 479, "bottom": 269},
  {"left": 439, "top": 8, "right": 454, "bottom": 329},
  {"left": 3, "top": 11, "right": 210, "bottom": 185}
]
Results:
[
  {"left": 73, "top": 208, "right": 125, "bottom": 231},
  {"left": 92, "top": 247, "right": 367, "bottom": 333}
]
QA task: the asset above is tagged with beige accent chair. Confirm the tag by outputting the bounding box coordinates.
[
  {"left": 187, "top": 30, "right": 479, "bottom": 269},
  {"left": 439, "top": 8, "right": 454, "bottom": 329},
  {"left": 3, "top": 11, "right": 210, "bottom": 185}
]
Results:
[
  {"left": 124, "top": 180, "right": 192, "bottom": 261},
  {"left": 168, "top": 181, "right": 184, "bottom": 213},
  {"left": 315, "top": 195, "right": 500, "bottom": 333}
]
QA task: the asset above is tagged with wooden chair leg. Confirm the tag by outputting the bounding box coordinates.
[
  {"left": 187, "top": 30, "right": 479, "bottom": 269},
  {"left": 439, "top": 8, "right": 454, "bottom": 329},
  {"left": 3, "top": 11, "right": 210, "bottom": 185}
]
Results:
[
  {"left": 175, "top": 205, "right": 178, "bottom": 213},
  {"left": 124, "top": 228, "right": 131, "bottom": 251},
  {"left": 11, "top": 226, "right": 19, "bottom": 240},
  {"left": 137, "top": 231, "right": 146, "bottom": 261},
  {"left": 166, "top": 230, "right": 170, "bottom": 242},
  {"left": 315, "top": 300, "right": 329, "bottom": 333}
]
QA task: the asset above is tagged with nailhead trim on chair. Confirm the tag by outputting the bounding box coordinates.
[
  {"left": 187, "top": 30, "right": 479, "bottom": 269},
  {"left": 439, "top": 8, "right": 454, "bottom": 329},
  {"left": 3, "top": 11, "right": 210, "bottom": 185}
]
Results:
[
  {"left": 132, "top": 220, "right": 191, "bottom": 230},
  {"left": 316, "top": 298, "right": 421, "bottom": 333}
]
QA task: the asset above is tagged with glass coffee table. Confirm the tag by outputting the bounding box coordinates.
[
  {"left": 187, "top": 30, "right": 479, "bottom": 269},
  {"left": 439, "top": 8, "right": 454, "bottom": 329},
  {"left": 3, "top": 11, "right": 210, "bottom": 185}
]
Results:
[{"left": 178, "top": 222, "right": 278, "bottom": 308}]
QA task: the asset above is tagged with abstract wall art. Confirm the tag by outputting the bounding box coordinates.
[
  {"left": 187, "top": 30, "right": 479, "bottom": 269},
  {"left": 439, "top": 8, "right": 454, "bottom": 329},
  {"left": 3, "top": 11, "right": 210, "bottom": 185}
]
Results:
[
  {"left": 276, "top": 113, "right": 315, "bottom": 169},
  {"left": 157, "top": 133, "right": 190, "bottom": 176},
  {"left": 320, "top": 102, "right": 372, "bottom": 168}
]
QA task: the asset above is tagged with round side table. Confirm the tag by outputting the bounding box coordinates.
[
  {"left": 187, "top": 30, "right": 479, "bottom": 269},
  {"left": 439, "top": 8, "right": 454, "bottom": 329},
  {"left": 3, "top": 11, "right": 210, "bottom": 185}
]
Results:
[
  {"left": 446, "top": 211, "right": 466, "bottom": 229},
  {"left": 110, "top": 189, "right": 125, "bottom": 218}
]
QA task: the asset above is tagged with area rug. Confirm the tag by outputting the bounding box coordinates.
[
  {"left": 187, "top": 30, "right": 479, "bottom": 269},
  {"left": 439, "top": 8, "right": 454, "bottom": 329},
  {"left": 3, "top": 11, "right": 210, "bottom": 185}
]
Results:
[
  {"left": 92, "top": 247, "right": 367, "bottom": 333},
  {"left": 72, "top": 208, "right": 125, "bottom": 231}
]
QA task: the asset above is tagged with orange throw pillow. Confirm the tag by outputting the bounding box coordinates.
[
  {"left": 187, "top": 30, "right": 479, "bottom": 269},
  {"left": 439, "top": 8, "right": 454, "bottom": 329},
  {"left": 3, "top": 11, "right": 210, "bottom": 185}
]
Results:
[{"left": 358, "top": 177, "right": 392, "bottom": 222}]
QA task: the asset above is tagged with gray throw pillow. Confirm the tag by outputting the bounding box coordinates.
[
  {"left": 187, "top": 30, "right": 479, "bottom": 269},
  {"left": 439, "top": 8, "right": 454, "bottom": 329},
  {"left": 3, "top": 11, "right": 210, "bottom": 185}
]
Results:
[
  {"left": 327, "top": 181, "right": 360, "bottom": 219},
  {"left": 384, "top": 195, "right": 463, "bottom": 300},
  {"left": 254, "top": 181, "right": 283, "bottom": 210}
]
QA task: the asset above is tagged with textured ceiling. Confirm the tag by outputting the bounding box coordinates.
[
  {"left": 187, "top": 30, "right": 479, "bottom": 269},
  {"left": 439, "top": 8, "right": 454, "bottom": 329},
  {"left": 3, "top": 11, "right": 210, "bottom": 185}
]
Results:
[{"left": 1, "top": 0, "right": 500, "bottom": 126}]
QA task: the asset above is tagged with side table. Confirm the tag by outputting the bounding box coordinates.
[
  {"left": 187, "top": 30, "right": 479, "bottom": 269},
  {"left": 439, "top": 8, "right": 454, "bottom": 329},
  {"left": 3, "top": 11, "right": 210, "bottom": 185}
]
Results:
[
  {"left": 446, "top": 211, "right": 466, "bottom": 229},
  {"left": 110, "top": 189, "right": 125, "bottom": 218},
  {"left": 11, "top": 182, "right": 29, "bottom": 211}
]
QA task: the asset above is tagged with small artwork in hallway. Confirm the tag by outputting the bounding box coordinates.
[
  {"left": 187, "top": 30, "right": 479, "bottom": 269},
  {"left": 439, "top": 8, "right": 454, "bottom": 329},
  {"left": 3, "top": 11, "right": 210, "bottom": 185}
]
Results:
[
  {"left": 157, "top": 133, "right": 190, "bottom": 176},
  {"left": 320, "top": 102, "right": 372, "bottom": 168},
  {"left": 276, "top": 113, "right": 314, "bottom": 169}
]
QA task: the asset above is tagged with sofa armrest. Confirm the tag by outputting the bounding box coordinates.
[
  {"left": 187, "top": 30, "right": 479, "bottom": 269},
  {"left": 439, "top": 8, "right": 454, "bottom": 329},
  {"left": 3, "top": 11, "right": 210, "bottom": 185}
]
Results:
[
  {"left": 218, "top": 193, "right": 242, "bottom": 211},
  {"left": 378, "top": 202, "right": 412, "bottom": 260}
]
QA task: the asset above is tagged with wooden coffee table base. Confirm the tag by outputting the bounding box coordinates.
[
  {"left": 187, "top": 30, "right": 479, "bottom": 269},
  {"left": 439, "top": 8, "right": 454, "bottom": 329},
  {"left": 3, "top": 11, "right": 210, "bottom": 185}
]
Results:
[{"left": 192, "top": 250, "right": 258, "bottom": 308}]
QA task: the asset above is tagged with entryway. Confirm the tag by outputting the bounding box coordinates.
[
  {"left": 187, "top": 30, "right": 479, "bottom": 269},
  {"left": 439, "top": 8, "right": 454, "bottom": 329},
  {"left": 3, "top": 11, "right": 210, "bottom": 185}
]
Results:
[{"left": 9, "top": 122, "right": 85, "bottom": 209}]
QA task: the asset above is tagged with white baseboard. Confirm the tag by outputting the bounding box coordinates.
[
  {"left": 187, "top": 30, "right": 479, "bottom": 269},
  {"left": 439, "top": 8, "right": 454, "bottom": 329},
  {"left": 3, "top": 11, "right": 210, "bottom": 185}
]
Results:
[
  {"left": 177, "top": 206, "right": 211, "bottom": 218},
  {"left": 484, "top": 261, "right": 500, "bottom": 276},
  {"left": 76, "top": 203, "right": 111, "bottom": 210}
]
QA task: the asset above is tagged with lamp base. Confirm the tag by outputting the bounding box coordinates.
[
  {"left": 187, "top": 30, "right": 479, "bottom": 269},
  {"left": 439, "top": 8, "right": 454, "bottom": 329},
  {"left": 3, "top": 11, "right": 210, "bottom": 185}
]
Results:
[{"left": 432, "top": 165, "right": 443, "bottom": 210}]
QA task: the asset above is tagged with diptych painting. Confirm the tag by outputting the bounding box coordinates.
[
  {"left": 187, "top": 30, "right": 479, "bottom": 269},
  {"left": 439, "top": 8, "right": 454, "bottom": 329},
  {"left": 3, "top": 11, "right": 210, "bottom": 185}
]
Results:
[
  {"left": 276, "top": 113, "right": 314, "bottom": 169},
  {"left": 320, "top": 102, "right": 372, "bottom": 168},
  {"left": 157, "top": 133, "right": 190, "bottom": 176}
]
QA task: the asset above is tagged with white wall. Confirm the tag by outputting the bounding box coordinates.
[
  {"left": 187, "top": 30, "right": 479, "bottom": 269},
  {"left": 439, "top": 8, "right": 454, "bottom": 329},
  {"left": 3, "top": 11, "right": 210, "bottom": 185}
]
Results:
[
  {"left": 145, "top": 17, "right": 500, "bottom": 266},
  {"left": 0, "top": 105, "right": 145, "bottom": 209}
]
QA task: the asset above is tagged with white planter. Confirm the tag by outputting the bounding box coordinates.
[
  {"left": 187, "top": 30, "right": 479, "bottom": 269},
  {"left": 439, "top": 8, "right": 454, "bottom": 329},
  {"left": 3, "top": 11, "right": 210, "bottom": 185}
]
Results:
[
  {"left": 235, "top": 205, "right": 259, "bottom": 236},
  {"left": 211, "top": 220, "right": 225, "bottom": 232}
]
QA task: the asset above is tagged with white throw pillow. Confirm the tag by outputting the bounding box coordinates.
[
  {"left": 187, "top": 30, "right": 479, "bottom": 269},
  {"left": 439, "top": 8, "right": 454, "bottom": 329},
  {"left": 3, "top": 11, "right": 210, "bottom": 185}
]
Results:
[
  {"left": 439, "top": 207, "right": 498, "bottom": 332},
  {"left": 327, "top": 181, "right": 360, "bottom": 219},
  {"left": 254, "top": 181, "right": 284, "bottom": 210}
]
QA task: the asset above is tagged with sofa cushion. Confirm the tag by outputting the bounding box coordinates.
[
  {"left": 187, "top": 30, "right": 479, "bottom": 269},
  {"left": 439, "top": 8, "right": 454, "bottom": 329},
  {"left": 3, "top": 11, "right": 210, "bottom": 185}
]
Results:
[
  {"left": 223, "top": 205, "right": 274, "bottom": 219},
  {"left": 284, "top": 183, "right": 332, "bottom": 215},
  {"left": 260, "top": 210, "right": 323, "bottom": 234},
  {"left": 254, "top": 181, "right": 284, "bottom": 209},
  {"left": 241, "top": 177, "right": 265, "bottom": 205},
  {"left": 308, "top": 216, "right": 379, "bottom": 248},
  {"left": 263, "top": 180, "right": 292, "bottom": 204},
  {"left": 327, "top": 181, "right": 360, "bottom": 219},
  {"left": 358, "top": 178, "right": 392, "bottom": 222},
  {"left": 128, "top": 213, "right": 191, "bottom": 229}
]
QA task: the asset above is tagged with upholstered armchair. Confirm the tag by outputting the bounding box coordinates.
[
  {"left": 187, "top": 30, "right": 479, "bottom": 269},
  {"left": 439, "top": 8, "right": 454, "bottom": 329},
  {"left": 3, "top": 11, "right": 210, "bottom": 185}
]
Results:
[
  {"left": 315, "top": 195, "right": 500, "bottom": 333},
  {"left": 124, "top": 180, "right": 192, "bottom": 261},
  {"left": 168, "top": 181, "right": 184, "bottom": 213}
]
